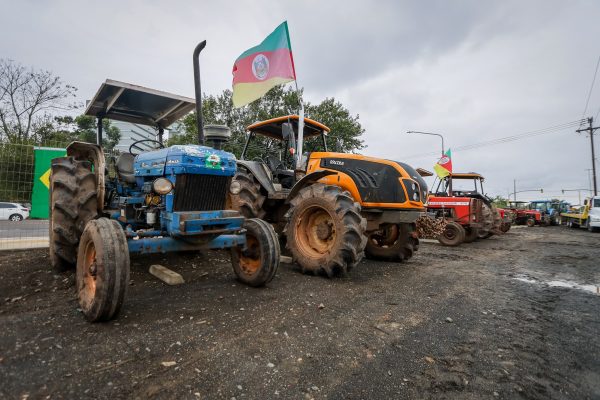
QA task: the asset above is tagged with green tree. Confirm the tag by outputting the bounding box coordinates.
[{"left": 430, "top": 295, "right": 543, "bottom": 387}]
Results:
[
  {"left": 492, "top": 195, "right": 509, "bottom": 208},
  {"left": 0, "top": 59, "right": 79, "bottom": 142},
  {"left": 168, "top": 86, "right": 365, "bottom": 158},
  {"left": 31, "top": 114, "right": 121, "bottom": 150}
]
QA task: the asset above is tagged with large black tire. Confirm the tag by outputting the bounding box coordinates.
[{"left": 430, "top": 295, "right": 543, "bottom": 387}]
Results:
[
  {"left": 231, "top": 218, "right": 280, "bottom": 287},
  {"left": 77, "top": 218, "right": 130, "bottom": 322},
  {"left": 478, "top": 204, "right": 494, "bottom": 237},
  {"left": 463, "top": 226, "right": 479, "bottom": 243},
  {"left": 49, "top": 157, "right": 99, "bottom": 272},
  {"left": 365, "top": 223, "right": 418, "bottom": 262},
  {"left": 229, "top": 170, "right": 266, "bottom": 219},
  {"left": 438, "top": 221, "right": 465, "bottom": 246},
  {"left": 284, "top": 184, "right": 367, "bottom": 277}
]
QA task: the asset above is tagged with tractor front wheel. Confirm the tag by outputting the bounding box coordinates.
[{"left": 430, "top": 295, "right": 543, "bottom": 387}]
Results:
[
  {"left": 526, "top": 218, "right": 536, "bottom": 227},
  {"left": 231, "top": 218, "right": 280, "bottom": 287},
  {"left": 438, "top": 221, "right": 465, "bottom": 246},
  {"left": 365, "top": 223, "right": 418, "bottom": 262},
  {"left": 77, "top": 218, "right": 130, "bottom": 322},
  {"left": 500, "top": 222, "right": 511, "bottom": 233},
  {"left": 285, "top": 184, "right": 367, "bottom": 277}
]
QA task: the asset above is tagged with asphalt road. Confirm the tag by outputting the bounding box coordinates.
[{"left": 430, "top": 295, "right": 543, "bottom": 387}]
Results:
[
  {"left": 0, "top": 220, "right": 48, "bottom": 239},
  {"left": 0, "top": 226, "right": 599, "bottom": 399}
]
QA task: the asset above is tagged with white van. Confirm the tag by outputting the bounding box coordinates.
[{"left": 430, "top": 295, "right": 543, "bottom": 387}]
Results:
[{"left": 0, "top": 202, "right": 30, "bottom": 221}]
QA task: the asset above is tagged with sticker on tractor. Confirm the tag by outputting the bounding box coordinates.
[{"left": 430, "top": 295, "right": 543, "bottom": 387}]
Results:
[{"left": 205, "top": 154, "right": 222, "bottom": 169}]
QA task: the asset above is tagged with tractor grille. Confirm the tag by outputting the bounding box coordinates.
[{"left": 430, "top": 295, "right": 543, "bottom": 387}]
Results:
[{"left": 173, "top": 174, "right": 230, "bottom": 211}]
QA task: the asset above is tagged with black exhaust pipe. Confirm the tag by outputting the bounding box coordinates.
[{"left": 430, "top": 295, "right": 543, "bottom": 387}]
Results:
[{"left": 193, "top": 40, "right": 206, "bottom": 146}]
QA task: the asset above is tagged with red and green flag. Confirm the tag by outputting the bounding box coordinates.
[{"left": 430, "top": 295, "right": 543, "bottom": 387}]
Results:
[
  {"left": 434, "top": 149, "right": 452, "bottom": 178},
  {"left": 232, "top": 21, "right": 297, "bottom": 108}
]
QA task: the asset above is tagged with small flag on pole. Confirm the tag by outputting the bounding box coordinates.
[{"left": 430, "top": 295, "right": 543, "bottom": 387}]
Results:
[
  {"left": 434, "top": 149, "right": 452, "bottom": 178},
  {"left": 232, "top": 21, "right": 297, "bottom": 108}
]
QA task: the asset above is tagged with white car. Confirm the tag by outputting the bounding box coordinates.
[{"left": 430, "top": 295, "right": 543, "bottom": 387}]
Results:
[{"left": 0, "top": 202, "right": 30, "bottom": 221}]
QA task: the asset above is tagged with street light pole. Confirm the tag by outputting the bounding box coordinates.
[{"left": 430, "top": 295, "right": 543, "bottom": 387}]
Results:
[
  {"left": 576, "top": 117, "right": 599, "bottom": 196},
  {"left": 407, "top": 131, "right": 445, "bottom": 156}
]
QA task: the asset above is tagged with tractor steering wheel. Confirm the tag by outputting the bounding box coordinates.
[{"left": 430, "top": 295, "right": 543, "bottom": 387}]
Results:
[{"left": 129, "top": 139, "right": 165, "bottom": 156}]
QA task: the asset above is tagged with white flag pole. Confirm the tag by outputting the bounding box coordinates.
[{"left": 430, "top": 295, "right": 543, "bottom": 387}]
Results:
[{"left": 294, "top": 80, "right": 304, "bottom": 168}]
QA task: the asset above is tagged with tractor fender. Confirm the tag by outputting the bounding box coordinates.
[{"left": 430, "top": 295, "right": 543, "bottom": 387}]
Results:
[
  {"left": 237, "top": 160, "right": 276, "bottom": 194},
  {"left": 66, "top": 141, "right": 105, "bottom": 211},
  {"left": 286, "top": 170, "right": 337, "bottom": 203}
]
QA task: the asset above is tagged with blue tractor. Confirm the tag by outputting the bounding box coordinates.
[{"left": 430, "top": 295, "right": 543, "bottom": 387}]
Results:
[
  {"left": 48, "top": 42, "right": 280, "bottom": 321},
  {"left": 529, "top": 200, "right": 570, "bottom": 226}
]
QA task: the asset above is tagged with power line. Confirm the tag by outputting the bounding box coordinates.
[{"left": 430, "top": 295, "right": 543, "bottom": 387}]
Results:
[
  {"left": 580, "top": 54, "right": 600, "bottom": 126},
  {"left": 403, "top": 119, "right": 586, "bottom": 159}
]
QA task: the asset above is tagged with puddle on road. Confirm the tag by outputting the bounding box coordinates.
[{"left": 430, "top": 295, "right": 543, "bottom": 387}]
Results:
[{"left": 514, "top": 275, "right": 600, "bottom": 295}]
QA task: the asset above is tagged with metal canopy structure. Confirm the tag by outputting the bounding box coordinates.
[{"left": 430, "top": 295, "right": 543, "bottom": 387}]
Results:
[
  {"left": 84, "top": 79, "right": 195, "bottom": 129},
  {"left": 247, "top": 115, "right": 330, "bottom": 140}
]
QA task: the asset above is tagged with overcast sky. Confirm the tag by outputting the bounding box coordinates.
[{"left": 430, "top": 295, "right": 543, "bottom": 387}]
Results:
[{"left": 2, "top": 0, "right": 600, "bottom": 204}]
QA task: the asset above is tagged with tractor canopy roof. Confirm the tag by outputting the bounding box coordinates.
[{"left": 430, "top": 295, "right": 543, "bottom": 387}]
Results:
[
  {"left": 246, "top": 115, "right": 330, "bottom": 140},
  {"left": 85, "top": 79, "right": 196, "bottom": 128},
  {"left": 446, "top": 172, "right": 485, "bottom": 180}
]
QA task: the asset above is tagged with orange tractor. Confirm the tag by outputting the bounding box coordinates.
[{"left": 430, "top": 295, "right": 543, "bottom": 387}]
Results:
[{"left": 229, "top": 115, "right": 427, "bottom": 276}]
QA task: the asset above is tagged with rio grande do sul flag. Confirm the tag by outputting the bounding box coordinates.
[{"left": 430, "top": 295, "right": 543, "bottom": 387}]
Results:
[
  {"left": 232, "top": 21, "right": 296, "bottom": 108},
  {"left": 433, "top": 149, "right": 452, "bottom": 178}
]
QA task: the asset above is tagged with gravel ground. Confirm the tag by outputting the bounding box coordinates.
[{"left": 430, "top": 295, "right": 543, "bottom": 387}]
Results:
[{"left": 0, "top": 225, "right": 599, "bottom": 399}]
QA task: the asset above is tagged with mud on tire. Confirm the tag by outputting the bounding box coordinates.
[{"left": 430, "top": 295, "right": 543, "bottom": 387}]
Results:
[
  {"left": 77, "top": 218, "right": 130, "bottom": 322},
  {"left": 438, "top": 221, "right": 466, "bottom": 246},
  {"left": 365, "top": 223, "right": 418, "bottom": 262},
  {"left": 49, "top": 157, "right": 98, "bottom": 272},
  {"left": 231, "top": 218, "right": 280, "bottom": 287},
  {"left": 229, "top": 169, "right": 266, "bottom": 219},
  {"left": 284, "top": 184, "right": 367, "bottom": 277}
]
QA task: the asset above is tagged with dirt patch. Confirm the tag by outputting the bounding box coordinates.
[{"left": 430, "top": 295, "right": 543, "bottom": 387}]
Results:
[{"left": 1, "top": 226, "right": 599, "bottom": 399}]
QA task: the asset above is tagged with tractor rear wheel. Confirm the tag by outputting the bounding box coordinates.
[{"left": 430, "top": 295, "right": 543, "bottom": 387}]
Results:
[
  {"left": 463, "top": 227, "right": 479, "bottom": 243},
  {"left": 49, "top": 157, "right": 99, "bottom": 272},
  {"left": 365, "top": 223, "right": 418, "bottom": 262},
  {"left": 77, "top": 218, "right": 130, "bottom": 322},
  {"left": 229, "top": 170, "right": 266, "bottom": 219},
  {"left": 438, "top": 221, "right": 466, "bottom": 246},
  {"left": 231, "top": 218, "right": 280, "bottom": 286},
  {"left": 284, "top": 184, "right": 367, "bottom": 277}
]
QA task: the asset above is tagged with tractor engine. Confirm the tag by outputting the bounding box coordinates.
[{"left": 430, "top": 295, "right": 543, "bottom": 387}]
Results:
[{"left": 113, "top": 145, "right": 237, "bottom": 229}]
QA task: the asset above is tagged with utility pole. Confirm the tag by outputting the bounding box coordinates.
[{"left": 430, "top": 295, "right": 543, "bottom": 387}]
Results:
[
  {"left": 576, "top": 117, "right": 599, "bottom": 196},
  {"left": 513, "top": 179, "right": 517, "bottom": 202}
]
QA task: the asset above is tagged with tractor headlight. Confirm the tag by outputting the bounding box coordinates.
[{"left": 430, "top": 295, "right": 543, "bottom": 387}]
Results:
[
  {"left": 152, "top": 178, "right": 173, "bottom": 195},
  {"left": 230, "top": 180, "right": 242, "bottom": 195}
]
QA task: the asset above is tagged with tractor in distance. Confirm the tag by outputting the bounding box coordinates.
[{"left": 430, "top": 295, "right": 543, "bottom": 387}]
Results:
[
  {"left": 507, "top": 201, "right": 543, "bottom": 227},
  {"left": 427, "top": 172, "right": 503, "bottom": 245},
  {"left": 529, "top": 199, "right": 570, "bottom": 226},
  {"left": 49, "top": 41, "right": 280, "bottom": 322},
  {"left": 229, "top": 115, "right": 427, "bottom": 276}
]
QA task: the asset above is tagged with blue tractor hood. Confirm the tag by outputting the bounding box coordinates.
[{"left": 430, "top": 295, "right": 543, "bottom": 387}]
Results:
[{"left": 134, "top": 145, "right": 237, "bottom": 178}]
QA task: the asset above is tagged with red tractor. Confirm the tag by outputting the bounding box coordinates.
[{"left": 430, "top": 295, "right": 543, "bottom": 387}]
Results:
[
  {"left": 508, "top": 201, "right": 543, "bottom": 227},
  {"left": 427, "top": 172, "right": 503, "bottom": 246},
  {"left": 498, "top": 208, "right": 512, "bottom": 232}
]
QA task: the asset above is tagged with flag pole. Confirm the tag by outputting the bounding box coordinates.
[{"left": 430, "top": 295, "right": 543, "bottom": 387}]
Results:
[{"left": 294, "top": 80, "right": 304, "bottom": 168}]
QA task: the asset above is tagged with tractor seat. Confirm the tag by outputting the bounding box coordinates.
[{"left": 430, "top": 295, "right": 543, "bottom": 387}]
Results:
[{"left": 116, "top": 153, "right": 136, "bottom": 184}]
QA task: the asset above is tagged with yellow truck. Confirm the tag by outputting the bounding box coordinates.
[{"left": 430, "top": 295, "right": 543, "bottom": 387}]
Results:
[{"left": 561, "top": 196, "right": 600, "bottom": 232}]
